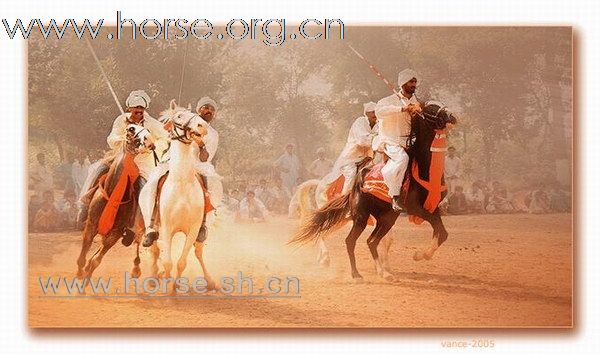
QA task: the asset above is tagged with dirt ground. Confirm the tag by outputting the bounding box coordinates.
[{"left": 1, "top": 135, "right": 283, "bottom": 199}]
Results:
[{"left": 27, "top": 213, "right": 572, "bottom": 328}]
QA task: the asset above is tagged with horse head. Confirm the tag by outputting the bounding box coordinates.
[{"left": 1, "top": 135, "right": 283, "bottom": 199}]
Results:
[
  {"left": 420, "top": 101, "right": 458, "bottom": 130},
  {"left": 160, "top": 99, "right": 208, "bottom": 145},
  {"left": 125, "top": 124, "right": 155, "bottom": 154}
]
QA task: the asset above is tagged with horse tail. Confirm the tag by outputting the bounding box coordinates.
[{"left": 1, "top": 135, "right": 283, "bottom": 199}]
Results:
[
  {"left": 289, "top": 192, "right": 353, "bottom": 245},
  {"left": 290, "top": 165, "right": 368, "bottom": 245},
  {"left": 295, "top": 179, "right": 319, "bottom": 217}
]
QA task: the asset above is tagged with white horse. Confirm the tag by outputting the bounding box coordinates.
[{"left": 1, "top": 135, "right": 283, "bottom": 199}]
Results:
[
  {"left": 293, "top": 170, "right": 394, "bottom": 271},
  {"left": 140, "top": 99, "right": 215, "bottom": 293}
]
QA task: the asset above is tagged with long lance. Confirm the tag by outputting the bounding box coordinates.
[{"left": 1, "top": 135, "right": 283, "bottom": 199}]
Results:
[
  {"left": 84, "top": 36, "right": 124, "bottom": 115},
  {"left": 347, "top": 44, "right": 413, "bottom": 110},
  {"left": 177, "top": 38, "right": 191, "bottom": 104}
]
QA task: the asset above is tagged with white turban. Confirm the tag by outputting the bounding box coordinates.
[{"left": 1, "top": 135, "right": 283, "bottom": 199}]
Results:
[
  {"left": 363, "top": 101, "right": 376, "bottom": 114},
  {"left": 196, "top": 96, "right": 218, "bottom": 112},
  {"left": 397, "top": 68, "right": 419, "bottom": 87},
  {"left": 125, "top": 90, "right": 151, "bottom": 108}
]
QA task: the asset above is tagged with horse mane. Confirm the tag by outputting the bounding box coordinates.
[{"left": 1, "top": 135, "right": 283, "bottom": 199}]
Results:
[{"left": 158, "top": 103, "right": 189, "bottom": 123}]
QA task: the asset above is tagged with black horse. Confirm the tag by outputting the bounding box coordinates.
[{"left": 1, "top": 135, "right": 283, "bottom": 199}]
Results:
[
  {"left": 290, "top": 101, "right": 457, "bottom": 281},
  {"left": 76, "top": 125, "right": 155, "bottom": 280}
]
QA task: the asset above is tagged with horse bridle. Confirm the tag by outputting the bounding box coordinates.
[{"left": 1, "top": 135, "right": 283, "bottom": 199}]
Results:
[
  {"left": 170, "top": 112, "right": 200, "bottom": 145},
  {"left": 126, "top": 125, "right": 151, "bottom": 153},
  {"left": 422, "top": 100, "right": 450, "bottom": 129}
]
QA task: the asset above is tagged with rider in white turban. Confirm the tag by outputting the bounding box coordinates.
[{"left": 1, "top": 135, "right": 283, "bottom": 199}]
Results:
[
  {"left": 316, "top": 101, "right": 379, "bottom": 206},
  {"left": 125, "top": 90, "right": 152, "bottom": 109},
  {"left": 373, "top": 69, "right": 422, "bottom": 211},
  {"left": 77, "top": 90, "right": 169, "bottom": 242},
  {"left": 141, "top": 96, "right": 223, "bottom": 247}
]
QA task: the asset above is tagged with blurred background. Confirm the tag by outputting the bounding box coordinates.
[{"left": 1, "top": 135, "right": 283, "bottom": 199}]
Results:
[{"left": 27, "top": 26, "right": 572, "bottom": 230}]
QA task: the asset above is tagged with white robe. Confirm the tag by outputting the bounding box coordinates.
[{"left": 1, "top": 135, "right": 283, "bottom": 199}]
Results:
[
  {"left": 274, "top": 153, "right": 301, "bottom": 193},
  {"left": 30, "top": 161, "right": 54, "bottom": 198},
  {"left": 106, "top": 112, "right": 169, "bottom": 179},
  {"left": 316, "top": 116, "right": 378, "bottom": 206},
  {"left": 373, "top": 93, "right": 419, "bottom": 197}
]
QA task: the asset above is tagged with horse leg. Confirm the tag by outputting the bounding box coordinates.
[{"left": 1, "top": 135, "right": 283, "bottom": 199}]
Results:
[
  {"left": 316, "top": 237, "right": 330, "bottom": 268},
  {"left": 76, "top": 222, "right": 96, "bottom": 278},
  {"left": 408, "top": 203, "right": 447, "bottom": 261},
  {"left": 130, "top": 241, "right": 141, "bottom": 279},
  {"left": 367, "top": 212, "right": 398, "bottom": 282},
  {"left": 379, "top": 234, "right": 394, "bottom": 272},
  {"left": 421, "top": 210, "right": 447, "bottom": 260},
  {"left": 174, "top": 234, "right": 196, "bottom": 294},
  {"left": 150, "top": 243, "right": 160, "bottom": 278},
  {"left": 345, "top": 212, "right": 369, "bottom": 281},
  {"left": 157, "top": 227, "right": 173, "bottom": 280},
  {"left": 84, "top": 230, "right": 120, "bottom": 279},
  {"left": 193, "top": 241, "right": 217, "bottom": 291},
  {"left": 130, "top": 211, "right": 144, "bottom": 279}
]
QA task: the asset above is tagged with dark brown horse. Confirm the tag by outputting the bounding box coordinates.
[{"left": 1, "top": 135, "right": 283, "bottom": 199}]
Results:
[
  {"left": 290, "top": 101, "right": 457, "bottom": 281},
  {"left": 76, "top": 124, "right": 155, "bottom": 280}
]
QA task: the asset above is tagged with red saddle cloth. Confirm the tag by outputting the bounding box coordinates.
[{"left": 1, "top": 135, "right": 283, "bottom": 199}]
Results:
[
  {"left": 325, "top": 175, "right": 345, "bottom": 201},
  {"left": 97, "top": 153, "right": 139, "bottom": 236},
  {"left": 361, "top": 163, "right": 392, "bottom": 203},
  {"left": 361, "top": 162, "right": 424, "bottom": 225}
]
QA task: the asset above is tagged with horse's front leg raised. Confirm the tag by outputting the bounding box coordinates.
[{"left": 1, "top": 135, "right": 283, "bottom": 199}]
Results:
[{"left": 409, "top": 205, "right": 447, "bottom": 261}]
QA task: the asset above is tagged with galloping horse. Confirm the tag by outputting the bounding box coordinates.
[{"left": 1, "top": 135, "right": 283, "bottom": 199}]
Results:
[
  {"left": 140, "top": 100, "right": 215, "bottom": 293},
  {"left": 290, "top": 101, "right": 457, "bottom": 281},
  {"left": 76, "top": 124, "right": 155, "bottom": 280}
]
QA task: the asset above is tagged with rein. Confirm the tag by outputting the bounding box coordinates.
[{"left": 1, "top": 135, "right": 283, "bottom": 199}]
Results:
[{"left": 169, "top": 113, "right": 198, "bottom": 145}]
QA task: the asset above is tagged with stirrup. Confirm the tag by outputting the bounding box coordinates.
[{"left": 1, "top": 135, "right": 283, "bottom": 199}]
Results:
[
  {"left": 391, "top": 196, "right": 405, "bottom": 212},
  {"left": 142, "top": 229, "right": 159, "bottom": 247}
]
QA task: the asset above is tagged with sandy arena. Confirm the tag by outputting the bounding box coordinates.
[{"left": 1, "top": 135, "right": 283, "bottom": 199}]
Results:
[{"left": 27, "top": 213, "right": 572, "bottom": 328}]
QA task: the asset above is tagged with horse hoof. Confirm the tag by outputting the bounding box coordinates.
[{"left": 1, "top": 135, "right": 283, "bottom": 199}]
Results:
[
  {"left": 352, "top": 276, "right": 364, "bottom": 284},
  {"left": 413, "top": 252, "right": 424, "bottom": 261},
  {"left": 130, "top": 267, "right": 141, "bottom": 279},
  {"left": 207, "top": 279, "right": 220, "bottom": 292},
  {"left": 423, "top": 252, "right": 433, "bottom": 261},
  {"left": 382, "top": 272, "right": 395, "bottom": 282},
  {"left": 319, "top": 257, "right": 331, "bottom": 268}
]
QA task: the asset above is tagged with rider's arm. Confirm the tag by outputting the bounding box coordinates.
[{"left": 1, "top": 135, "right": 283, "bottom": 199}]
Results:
[
  {"left": 107, "top": 115, "right": 127, "bottom": 150},
  {"left": 351, "top": 117, "right": 375, "bottom": 147}
]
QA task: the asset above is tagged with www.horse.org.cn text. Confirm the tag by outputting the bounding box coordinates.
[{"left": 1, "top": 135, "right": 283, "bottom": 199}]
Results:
[{"left": 2, "top": 12, "right": 345, "bottom": 46}]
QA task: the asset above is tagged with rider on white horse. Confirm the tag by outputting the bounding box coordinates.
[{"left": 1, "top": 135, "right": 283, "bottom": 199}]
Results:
[
  {"left": 316, "top": 101, "right": 379, "bottom": 206},
  {"left": 140, "top": 96, "right": 223, "bottom": 247},
  {"left": 373, "top": 68, "right": 421, "bottom": 211},
  {"left": 77, "top": 90, "right": 169, "bottom": 239}
]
